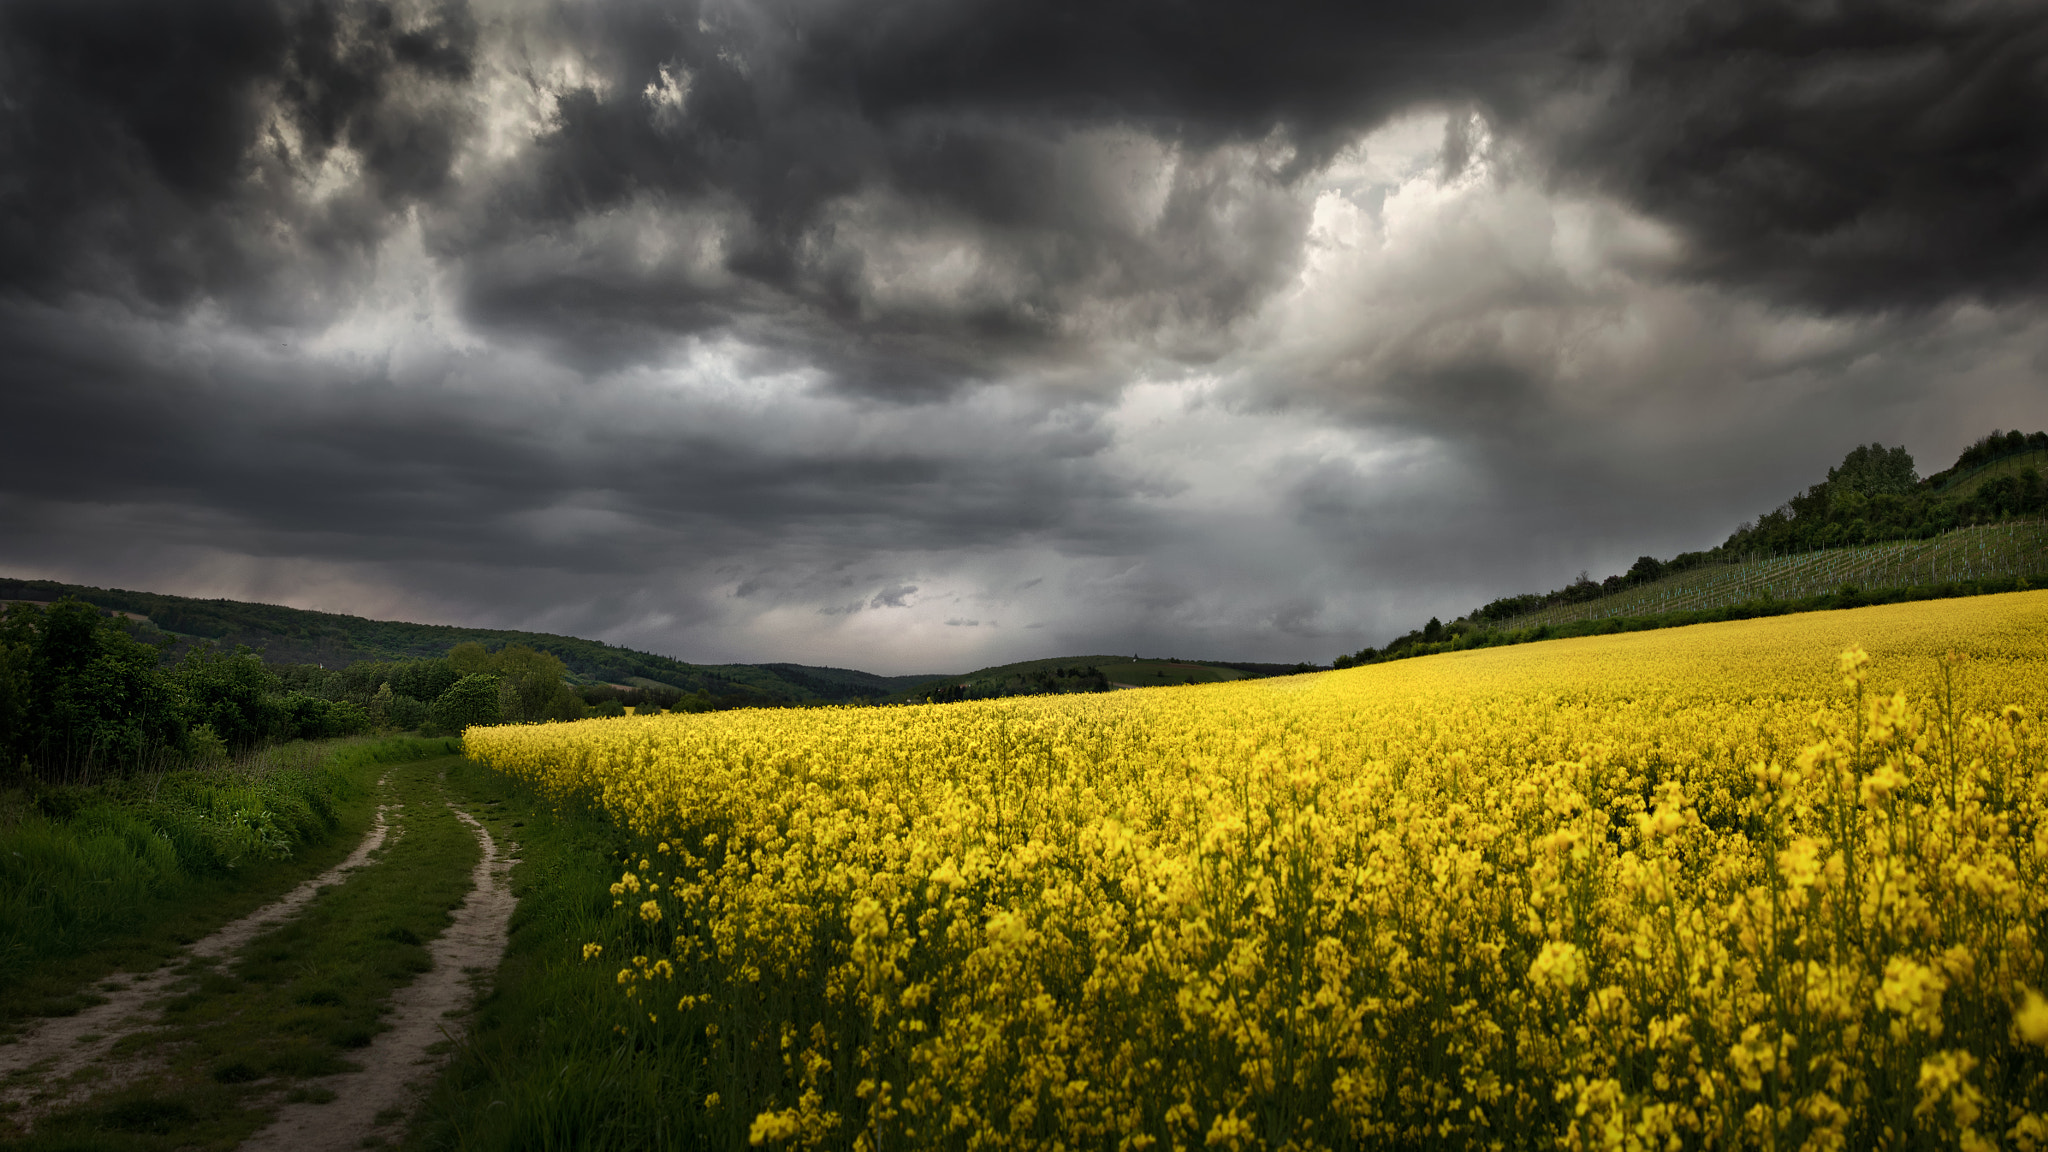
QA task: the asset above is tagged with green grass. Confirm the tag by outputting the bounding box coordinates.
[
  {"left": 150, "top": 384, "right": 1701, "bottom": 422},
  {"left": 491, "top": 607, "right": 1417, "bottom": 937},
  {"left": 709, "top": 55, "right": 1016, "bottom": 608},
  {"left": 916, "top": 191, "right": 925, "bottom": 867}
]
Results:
[
  {"left": 0, "top": 738, "right": 453, "bottom": 1039},
  {"left": 403, "top": 759, "right": 710, "bottom": 1151},
  {"left": 1930, "top": 448, "right": 2048, "bottom": 498},
  {"left": 1494, "top": 522, "right": 2048, "bottom": 630},
  {"left": 3, "top": 754, "right": 481, "bottom": 1151},
  {"left": 1096, "top": 659, "right": 1250, "bottom": 687}
]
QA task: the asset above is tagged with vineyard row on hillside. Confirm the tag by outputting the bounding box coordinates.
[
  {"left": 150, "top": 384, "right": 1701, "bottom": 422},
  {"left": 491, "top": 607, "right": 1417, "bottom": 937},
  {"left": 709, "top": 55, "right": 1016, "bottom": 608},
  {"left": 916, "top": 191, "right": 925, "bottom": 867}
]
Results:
[{"left": 1491, "top": 521, "right": 2048, "bottom": 631}]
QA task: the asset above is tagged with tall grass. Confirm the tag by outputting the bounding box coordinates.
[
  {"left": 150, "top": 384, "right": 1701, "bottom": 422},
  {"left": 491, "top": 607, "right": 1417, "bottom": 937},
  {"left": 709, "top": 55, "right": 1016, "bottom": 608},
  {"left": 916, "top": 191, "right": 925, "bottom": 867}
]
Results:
[
  {"left": 0, "top": 736, "right": 452, "bottom": 991},
  {"left": 410, "top": 758, "right": 706, "bottom": 1151}
]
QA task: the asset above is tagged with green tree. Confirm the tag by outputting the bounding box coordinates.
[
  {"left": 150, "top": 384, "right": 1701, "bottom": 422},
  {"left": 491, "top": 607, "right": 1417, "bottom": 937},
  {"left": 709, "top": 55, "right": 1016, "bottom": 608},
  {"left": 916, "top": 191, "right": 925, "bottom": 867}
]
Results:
[
  {"left": 448, "top": 641, "right": 492, "bottom": 678},
  {"left": 1827, "top": 442, "right": 1917, "bottom": 503},
  {"left": 26, "top": 600, "right": 183, "bottom": 772},
  {"left": 387, "top": 692, "right": 429, "bottom": 731},
  {"left": 0, "top": 604, "right": 38, "bottom": 776},
  {"left": 432, "top": 674, "right": 503, "bottom": 733},
  {"left": 174, "top": 644, "right": 280, "bottom": 751},
  {"left": 324, "top": 699, "right": 372, "bottom": 736},
  {"left": 389, "top": 658, "right": 458, "bottom": 707},
  {"left": 486, "top": 645, "right": 574, "bottom": 722},
  {"left": 367, "top": 682, "right": 395, "bottom": 727}
]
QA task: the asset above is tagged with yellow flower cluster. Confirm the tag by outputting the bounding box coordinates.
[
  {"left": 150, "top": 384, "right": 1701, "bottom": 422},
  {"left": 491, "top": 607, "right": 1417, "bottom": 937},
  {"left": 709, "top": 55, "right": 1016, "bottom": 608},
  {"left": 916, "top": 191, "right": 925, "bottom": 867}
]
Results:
[{"left": 467, "top": 592, "right": 2048, "bottom": 1150}]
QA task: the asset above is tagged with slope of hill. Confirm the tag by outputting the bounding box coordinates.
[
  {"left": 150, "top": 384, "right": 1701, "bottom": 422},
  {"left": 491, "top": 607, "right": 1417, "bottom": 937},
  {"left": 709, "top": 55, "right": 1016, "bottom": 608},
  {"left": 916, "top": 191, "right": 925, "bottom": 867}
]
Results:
[
  {"left": 753, "top": 663, "right": 952, "bottom": 699},
  {"left": 883, "top": 654, "right": 1297, "bottom": 704},
  {"left": 1493, "top": 522, "right": 2048, "bottom": 631},
  {"left": 1928, "top": 448, "right": 2048, "bottom": 498},
  {"left": 1348, "top": 429, "right": 2048, "bottom": 666},
  {"left": 0, "top": 577, "right": 942, "bottom": 706}
]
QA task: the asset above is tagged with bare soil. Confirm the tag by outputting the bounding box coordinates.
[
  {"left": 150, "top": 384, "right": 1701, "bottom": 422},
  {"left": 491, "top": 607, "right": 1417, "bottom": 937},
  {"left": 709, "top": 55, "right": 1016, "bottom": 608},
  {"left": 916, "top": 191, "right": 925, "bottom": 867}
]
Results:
[
  {"left": 0, "top": 799, "right": 398, "bottom": 1127},
  {"left": 239, "top": 802, "right": 517, "bottom": 1151}
]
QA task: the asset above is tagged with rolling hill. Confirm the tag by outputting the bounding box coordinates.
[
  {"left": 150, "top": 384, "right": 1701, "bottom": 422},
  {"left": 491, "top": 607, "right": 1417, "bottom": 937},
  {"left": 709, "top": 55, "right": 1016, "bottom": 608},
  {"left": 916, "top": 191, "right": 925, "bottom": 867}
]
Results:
[
  {"left": 1347, "top": 430, "right": 2048, "bottom": 667},
  {"left": 1493, "top": 521, "right": 2048, "bottom": 631},
  {"left": 881, "top": 654, "right": 1308, "bottom": 704},
  {"left": 0, "top": 576, "right": 950, "bottom": 706}
]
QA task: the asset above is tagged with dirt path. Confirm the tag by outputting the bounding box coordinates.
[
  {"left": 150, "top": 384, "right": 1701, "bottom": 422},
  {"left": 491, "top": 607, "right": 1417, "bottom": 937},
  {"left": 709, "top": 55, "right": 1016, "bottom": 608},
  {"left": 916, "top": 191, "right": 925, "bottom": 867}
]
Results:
[
  {"left": 240, "top": 801, "right": 518, "bottom": 1151},
  {"left": 0, "top": 799, "right": 400, "bottom": 1126}
]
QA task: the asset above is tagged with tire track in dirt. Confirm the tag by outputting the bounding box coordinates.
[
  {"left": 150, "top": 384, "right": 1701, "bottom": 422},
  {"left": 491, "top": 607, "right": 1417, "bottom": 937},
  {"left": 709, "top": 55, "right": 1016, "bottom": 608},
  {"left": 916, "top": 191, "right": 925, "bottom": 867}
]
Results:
[
  {"left": 239, "top": 800, "right": 517, "bottom": 1151},
  {"left": 0, "top": 795, "right": 401, "bottom": 1127}
]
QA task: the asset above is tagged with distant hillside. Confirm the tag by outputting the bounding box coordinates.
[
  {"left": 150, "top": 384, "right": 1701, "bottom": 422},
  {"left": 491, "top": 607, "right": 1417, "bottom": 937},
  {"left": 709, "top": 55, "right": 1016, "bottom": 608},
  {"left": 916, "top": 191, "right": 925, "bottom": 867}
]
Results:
[
  {"left": 1345, "top": 429, "right": 2048, "bottom": 667},
  {"left": 1493, "top": 523, "right": 2048, "bottom": 632},
  {"left": 754, "top": 663, "right": 951, "bottom": 699},
  {"left": 0, "top": 577, "right": 946, "bottom": 706},
  {"left": 884, "top": 654, "right": 1309, "bottom": 704}
]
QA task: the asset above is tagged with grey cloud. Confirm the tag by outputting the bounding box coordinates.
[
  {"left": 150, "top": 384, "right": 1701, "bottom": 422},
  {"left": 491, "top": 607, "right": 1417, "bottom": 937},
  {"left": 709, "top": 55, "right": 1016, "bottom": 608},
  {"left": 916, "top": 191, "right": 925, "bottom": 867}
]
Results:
[
  {"left": 1535, "top": 0, "right": 2048, "bottom": 308},
  {"left": 4, "top": 0, "right": 2048, "bottom": 674},
  {"left": 0, "top": 0, "right": 477, "bottom": 320},
  {"left": 870, "top": 584, "right": 918, "bottom": 609}
]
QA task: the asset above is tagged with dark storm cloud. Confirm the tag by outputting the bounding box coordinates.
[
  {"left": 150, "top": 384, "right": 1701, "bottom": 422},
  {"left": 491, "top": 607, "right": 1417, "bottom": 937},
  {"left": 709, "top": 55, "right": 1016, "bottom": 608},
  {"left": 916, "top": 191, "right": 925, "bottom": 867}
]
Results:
[
  {"left": 0, "top": 298, "right": 1160, "bottom": 614},
  {"left": 1543, "top": 0, "right": 2048, "bottom": 309},
  {"left": 440, "top": 0, "right": 1571, "bottom": 392},
  {"left": 4, "top": 0, "right": 2048, "bottom": 671},
  {"left": 5, "top": 0, "right": 1573, "bottom": 382},
  {"left": 0, "top": 0, "right": 475, "bottom": 318}
]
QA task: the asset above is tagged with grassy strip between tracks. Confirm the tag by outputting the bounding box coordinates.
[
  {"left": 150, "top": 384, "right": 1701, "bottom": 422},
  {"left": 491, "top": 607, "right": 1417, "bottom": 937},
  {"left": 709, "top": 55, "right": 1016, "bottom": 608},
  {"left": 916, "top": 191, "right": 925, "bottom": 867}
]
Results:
[
  {"left": 405, "top": 756, "right": 709, "bottom": 1151},
  {"left": 0, "top": 737, "right": 456, "bottom": 1039},
  {"left": 1, "top": 753, "right": 480, "bottom": 1151}
]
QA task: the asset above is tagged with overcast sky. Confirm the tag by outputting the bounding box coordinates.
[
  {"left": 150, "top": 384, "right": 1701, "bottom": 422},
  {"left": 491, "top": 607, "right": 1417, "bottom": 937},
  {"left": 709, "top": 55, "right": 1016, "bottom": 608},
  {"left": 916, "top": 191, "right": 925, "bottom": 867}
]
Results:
[{"left": 3, "top": 0, "right": 2045, "bottom": 673}]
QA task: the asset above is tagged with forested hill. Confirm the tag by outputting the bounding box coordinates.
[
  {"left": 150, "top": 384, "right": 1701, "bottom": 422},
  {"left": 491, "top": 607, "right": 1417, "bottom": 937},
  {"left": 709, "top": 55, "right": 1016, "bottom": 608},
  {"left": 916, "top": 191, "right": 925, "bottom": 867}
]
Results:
[
  {"left": 1347, "top": 428, "right": 2048, "bottom": 666},
  {"left": 0, "top": 577, "right": 946, "bottom": 706}
]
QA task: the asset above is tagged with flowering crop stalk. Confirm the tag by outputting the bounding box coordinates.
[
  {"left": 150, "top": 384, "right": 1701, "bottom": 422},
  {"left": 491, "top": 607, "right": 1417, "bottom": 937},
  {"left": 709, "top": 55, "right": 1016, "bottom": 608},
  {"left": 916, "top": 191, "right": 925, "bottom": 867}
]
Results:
[{"left": 468, "top": 592, "right": 2048, "bottom": 1151}]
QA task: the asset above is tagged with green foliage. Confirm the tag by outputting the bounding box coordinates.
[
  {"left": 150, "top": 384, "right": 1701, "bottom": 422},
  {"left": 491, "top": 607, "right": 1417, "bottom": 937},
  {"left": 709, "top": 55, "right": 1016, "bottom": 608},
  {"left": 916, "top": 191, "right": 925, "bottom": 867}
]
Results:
[
  {"left": 448, "top": 641, "right": 584, "bottom": 722},
  {"left": 1421, "top": 433, "right": 2048, "bottom": 658},
  {"left": 1353, "top": 574, "right": 2042, "bottom": 670},
  {"left": 754, "top": 663, "right": 953, "bottom": 701},
  {"left": 1928, "top": 428, "right": 2048, "bottom": 485},
  {"left": 431, "top": 673, "right": 504, "bottom": 733},
  {"left": 1, "top": 600, "right": 184, "bottom": 778},
  {"left": 0, "top": 606, "right": 33, "bottom": 776},
  {"left": 173, "top": 644, "right": 276, "bottom": 751},
  {"left": 386, "top": 691, "right": 429, "bottom": 731},
  {"left": 6, "top": 749, "right": 480, "bottom": 1148},
  {"left": 0, "top": 599, "right": 419, "bottom": 782},
  {"left": 0, "top": 576, "right": 903, "bottom": 707},
  {"left": 410, "top": 759, "right": 702, "bottom": 1150},
  {"left": 0, "top": 737, "right": 450, "bottom": 996},
  {"left": 387, "top": 656, "right": 459, "bottom": 704},
  {"left": 903, "top": 657, "right": 1266, "bottom": 704},
  {"left": 1826, "top": 442, "right": 1918, "bottom": 502},
  {"left": 185, "top": 723, "right": 229, "bottom": 767},
  {"left": 0, "top": 577, "right": 985, "bottom": 708}
]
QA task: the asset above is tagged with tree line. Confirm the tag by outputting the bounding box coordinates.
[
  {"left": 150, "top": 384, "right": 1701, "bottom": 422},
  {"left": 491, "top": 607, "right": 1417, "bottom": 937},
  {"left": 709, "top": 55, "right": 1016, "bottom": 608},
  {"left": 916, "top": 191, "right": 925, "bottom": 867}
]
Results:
[
  {"left": 0, "top": 599, "right": 714, "bottom": 783},
  {"left": 1337, "top": 430, "right": 2048, "bottom": 668},
  {"left": 917, "top": 664, "right": 1113, "bottom": 704},
  {"left": 0, "top": 576, "right": 817, "bottom": 706}
]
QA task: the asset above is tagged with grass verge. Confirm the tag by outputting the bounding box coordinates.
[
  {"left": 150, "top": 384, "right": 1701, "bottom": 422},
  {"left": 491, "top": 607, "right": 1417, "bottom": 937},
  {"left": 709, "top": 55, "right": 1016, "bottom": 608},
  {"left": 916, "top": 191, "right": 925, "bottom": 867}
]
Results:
[
  {"left": 0, "top": 737, "right": 454, "bottom": 1037},
  {"left": 404, "top": 756, "right": 715, "bottom": 1151},
  {"left": 2, "top": 753, "right": 481, "bottom": 1150}
]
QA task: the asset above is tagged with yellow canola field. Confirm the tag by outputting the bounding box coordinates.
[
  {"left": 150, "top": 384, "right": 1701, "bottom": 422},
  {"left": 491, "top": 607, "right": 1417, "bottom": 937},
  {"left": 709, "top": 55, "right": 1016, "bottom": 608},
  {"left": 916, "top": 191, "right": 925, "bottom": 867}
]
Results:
[{"left": 468, "top": 592, "right": 2048, "bottom": 1152}]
